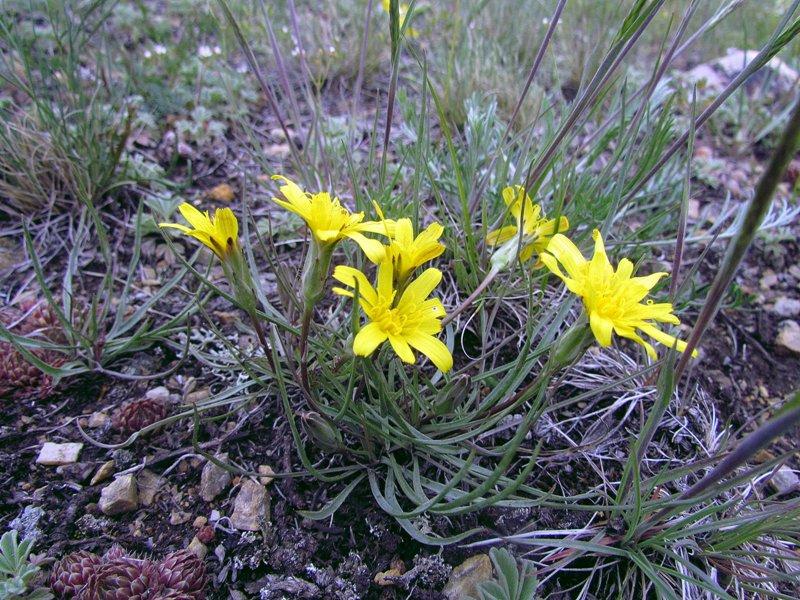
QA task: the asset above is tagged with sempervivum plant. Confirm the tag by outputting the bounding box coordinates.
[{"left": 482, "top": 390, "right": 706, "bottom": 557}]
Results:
[
  {"left": 77, "top": 558, "right": 158, "bottom": 600},
  {"left": 50, "top": 547, "right": 206, "bottom": 599},
  {"left": 0, "top": 343, "right": 60, "bottom": 400},
  {"left": 112, "top": 398, "right": 168, "bottom": 433},
  {"left": 156, "top": 551, "right": 205, "bottom": 597},
  {"left": 49, "top": 551, "right": 102, "bottom": 598}
]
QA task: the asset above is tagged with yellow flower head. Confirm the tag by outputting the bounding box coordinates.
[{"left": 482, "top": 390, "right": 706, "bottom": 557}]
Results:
[
  {"left": 541, "top": 230, "right": 698, "bottom": 360},
  {"left": 332, "top": 261, "right": 452, "bottom": 372},
  {"left": 381, "top": 0, "right": 418, "bottom": 37},
  {"left": 271, "top": 175, "right": 389, "bottom": 263},
  {"left": 160, "top": 203, "right": 240, "bottom": 260},
  {"left": 386, "top": 218, "right": 445, "bottom": 283},
  {"left": 487, "top": 186, "right": 569, "bottom": 265},
  {"left": 370, "top": 204, "right": 445, "bottom": 284}
]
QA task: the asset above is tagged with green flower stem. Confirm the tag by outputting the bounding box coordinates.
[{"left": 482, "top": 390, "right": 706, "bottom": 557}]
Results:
[{"left": 297, "top": 239, "right": 337, "bottom": 420}]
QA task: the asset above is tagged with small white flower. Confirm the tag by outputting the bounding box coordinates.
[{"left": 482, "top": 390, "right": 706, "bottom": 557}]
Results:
[
  {"left": 328, "top": 46, "right": 336, "bottom": 54},
  {"left": 198, "top": 45, "right": 213, "bottom": 58},
  {"left": 213, "top": 45, "right": 222, "bottom": 55},
  {"left": 143, "top": 49, "right": 152, "bottom": 59},
  {"left": 154, "top": 44, "right": 167, "bottom": 55},
  {"left": 281, "top": 26, "right": 289, "bottom": 34}
]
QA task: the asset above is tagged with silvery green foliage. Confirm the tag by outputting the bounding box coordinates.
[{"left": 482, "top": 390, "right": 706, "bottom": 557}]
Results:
[
  {"left": 473, "top": 548, "right": 538, "bottom": 600},
  {"left": 0, "top": 531, "right": 52, "bottom": 600}
]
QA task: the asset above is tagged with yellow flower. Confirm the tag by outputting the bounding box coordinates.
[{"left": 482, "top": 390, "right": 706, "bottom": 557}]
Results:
[
  {"left": 271, "top": 175, "right": 389, "bottom": 263},
  {"left": 386, "top": 218, "right": 445, "bottom": 283},
  {"left": 487, "top": 186, "right": 569, "bottom": 265},
  {"left": 369, "top": 205, "right": 445, "bottom": 284},
  {"left": 160, "top": 203, "right": 240, "bottom": 260},
  {"left": 381, "top": 0, "right": 418, "bottom": 37},
  {"left": 332, "top": 261, "right": 452, "bottom": 372},
  {"left": 541, "top": 230, "right": 697, "bottom": 360},
  {"left": 160, "top": 203, "right": 257, "bottom": 312}
]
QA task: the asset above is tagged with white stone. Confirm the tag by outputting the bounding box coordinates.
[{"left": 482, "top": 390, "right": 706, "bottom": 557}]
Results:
[
  {"left": 230, "top": 479, "right": 269, "bottom": 531},
  {"left": 36, "top": 442, "right": 83, "bottom": 466},
  {"left": 773, "top": 297, "right": 800, "bottom": 318},
  {"left": 99, "top": 474, "right": 139, "bottom": 515},
  {"left": 770, "top": 466, "right": 799, "bottom": 495},
  {"left": 776, "top": 320, "right": 800, "bottom": 355}
]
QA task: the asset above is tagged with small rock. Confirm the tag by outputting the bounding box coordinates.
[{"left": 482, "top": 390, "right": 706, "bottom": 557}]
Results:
[
  {"left": 442, "top": 555, "right": 493, "bottom": 600},
  {"left": 91, "top": 460, "right": 116, "bottom": 486},
  {"left": 374, "top": 557, "right": 406, "bottom": 586},
  {"left": 88, "top": 412, "right": 110, "bottom": 428},
  {"left": 145, "top": 386, "right": 170, "bottom": 402},
  {"left": 200, "top": 454, "right": 232, "bottom": 502},
  {"left": 36, "top": 442, "right": 83, "bottom": 466},
  {"left": 192, "top": 516, "right": 208, "bottom": 528},
  {"left": 196, "top": 524, "right": 214, "bottom": 544},
  {"left": 770, "top": 466, "right": 799, "bottom": 495},
  {"left": 265, "top": 143, "right": 291, "bottom": 160},
  {"left": 206, "top": 183, "right": 235, "bottom": 202},
  {"left": 258, "top": 465, "right": 275, "bottom": 486},
  {"left": 185, "top": 389, "right": 210, "bottom": 404},
  {"left": 760, "top": 271, "right": 779, "bottom": 290},
  {"left": 773, "top": 297, "right": 800, "bottom": 318},
  {"left": 684, "top": 64, "right": 725, "bottom": 91},
  {"left": 99, "top": 474, "right": 139, "bottom": 515},
  {"left": 170, "top": 510, "right": 192, "bottom": 525},
  {"left": 187, "top": 536, "right": 208, "bottom": 559},
  {"left": 230, "top": 479, "right": 270, "bottom": 531},
  {"left": 776, "top": 320, "right": 800, "bottom": 355},
  {"left": 137, "top": 469, "right": 161, "bottom": 506}
]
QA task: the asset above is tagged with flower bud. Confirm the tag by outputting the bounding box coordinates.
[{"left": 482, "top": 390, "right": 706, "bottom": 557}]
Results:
[
  {"left": 548, "top": 319, "right": 594, "bottom": 370},
  {"left": 489, "top": 238, "right": 523, "bottom": 273},
  {"left": 301, "top": 411, "right": 343, "bottom": 453}
]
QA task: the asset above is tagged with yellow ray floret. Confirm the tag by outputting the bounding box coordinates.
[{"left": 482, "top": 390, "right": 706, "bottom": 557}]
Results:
[
  {"left": 375, "top": 215, "right": 445, "bottom": 283},
  {"left": 332, "top": 261, "right": 452, "bottom": 372},
  {"left": 271, "top": 175, "right": 389, "bottom": 263},
  {"left": 160, "top": 203, "right": 240, "bottom": 260},
  {"left": 487, "top": 186, "right": 569, "bottom": 264},
  {"left": 541, "top": 229, "right": 698, "bottom": 360}
]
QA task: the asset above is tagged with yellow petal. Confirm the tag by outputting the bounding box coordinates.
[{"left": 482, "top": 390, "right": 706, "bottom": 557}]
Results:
[
  {"left": 376, "top": 260, "right": 395, "bottom": 299},
  {"left": 353, "top": 322, "right": 388, "bottom": 357},
  {"left": 358, "top": 218, "right": 396, "bottom": 237},
  {"left": 486, "top": 225, "right": 518, "bottom": 246},
  {"left": 178, "top": 203, "right": 213, "bottom": 232},
  {"left": 590, "top": 311, "right": 614, "bottom": 347},
  {"left": 546, "top": 234, "right": 587, "bottom": 281},
  {"left": 397, "top": 268, "right": 442, "bottom": 310},
  {"left": 159, "top": 222, "right": 192, "bottom": 234},
  {"left": 519, "top": 243, "right": 536, "bottom": 263},
  {"left": 332, "top": 266, "right": 378, "bottom": 307},
  {"left": 616, "top": 258, "right": 635, "bottom": 280},
  {"left": 405, "top": 331, "right": 453, "bottom": 372},
  {"left": 615, "top": 326, "right": 657, "bottom": 360},
  {"left": 388, "top": 334, "right": 416, "bottom": 363},
  {"left": 589, "top": 229, "right": 614, "bottom": 280},
  {"left": 638, "top": 323, "right": 697, "bottom": 357},
  {"left": 213, "top": 208, "right": 238, "bottom": 242},
  {"left": 346, "top": 232, "right": 387, "bottom": 264}
]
